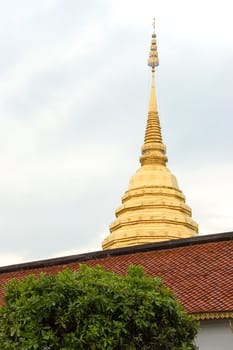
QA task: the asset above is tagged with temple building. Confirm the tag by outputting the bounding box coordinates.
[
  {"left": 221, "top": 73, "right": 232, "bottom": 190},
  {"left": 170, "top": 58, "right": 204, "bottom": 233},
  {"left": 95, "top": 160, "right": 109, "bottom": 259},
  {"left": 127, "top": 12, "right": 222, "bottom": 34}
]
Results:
[
  {"left": 0, "top": 23, "right": 232, "bottom": 349},
  {"left": 102, "top": 21, "right": 198, "bottom": 250}
]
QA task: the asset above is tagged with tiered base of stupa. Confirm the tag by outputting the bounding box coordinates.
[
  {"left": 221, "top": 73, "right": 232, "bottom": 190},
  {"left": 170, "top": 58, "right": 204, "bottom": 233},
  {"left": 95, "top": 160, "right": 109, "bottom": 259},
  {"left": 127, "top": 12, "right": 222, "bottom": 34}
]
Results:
[{"left": 102, "top": 165, "right": 198, "bottom": 250}]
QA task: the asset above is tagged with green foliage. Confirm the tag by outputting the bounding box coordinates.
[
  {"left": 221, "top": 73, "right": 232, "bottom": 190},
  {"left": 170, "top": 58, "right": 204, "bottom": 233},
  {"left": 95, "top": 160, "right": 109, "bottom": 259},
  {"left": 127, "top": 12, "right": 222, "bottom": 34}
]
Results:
[{"left": 0, "top": 265, "right": 199, "bottom": 349}]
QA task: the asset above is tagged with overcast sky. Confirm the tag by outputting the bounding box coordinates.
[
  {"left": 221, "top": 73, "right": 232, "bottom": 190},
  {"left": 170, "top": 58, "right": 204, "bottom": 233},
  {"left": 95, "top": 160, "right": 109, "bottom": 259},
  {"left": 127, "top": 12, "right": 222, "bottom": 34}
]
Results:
[{"left": 0, "top": 0, "right": 232, "bottom": 266}]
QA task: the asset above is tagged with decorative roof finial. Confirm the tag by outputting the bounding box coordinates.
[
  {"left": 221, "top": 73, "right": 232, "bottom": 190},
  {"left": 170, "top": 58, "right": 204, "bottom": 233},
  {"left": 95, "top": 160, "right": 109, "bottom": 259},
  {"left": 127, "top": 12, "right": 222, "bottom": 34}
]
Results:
[
  {"left": 148, "top": 19, "right": 159, "bottom": 71},
  {"left": 152, "top": 17, "right": 155, "bottom": 34}
]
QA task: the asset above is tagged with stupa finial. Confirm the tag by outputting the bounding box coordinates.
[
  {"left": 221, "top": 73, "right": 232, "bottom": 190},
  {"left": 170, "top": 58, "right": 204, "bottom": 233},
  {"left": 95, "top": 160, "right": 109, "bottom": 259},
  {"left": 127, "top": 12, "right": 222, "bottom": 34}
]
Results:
[
  {"left": 140, "top": 20, "right": 167, "bottom": 166},
  {"left": 148, "top": 18, "right": 159, "bottom": 72}
]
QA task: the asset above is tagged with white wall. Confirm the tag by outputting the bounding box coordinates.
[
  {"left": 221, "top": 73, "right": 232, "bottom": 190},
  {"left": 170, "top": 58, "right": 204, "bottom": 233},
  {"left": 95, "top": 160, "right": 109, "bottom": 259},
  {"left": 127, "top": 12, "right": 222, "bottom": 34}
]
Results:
[{"left": 196, "top": 319, "right": 232, "bottom": 350}]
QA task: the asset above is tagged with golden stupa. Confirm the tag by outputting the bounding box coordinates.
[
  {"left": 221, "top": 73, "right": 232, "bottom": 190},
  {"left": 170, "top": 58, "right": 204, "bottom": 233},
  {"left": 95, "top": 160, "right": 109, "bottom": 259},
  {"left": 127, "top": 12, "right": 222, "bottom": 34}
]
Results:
[{"left": 102, "top": 21, "right": 198, "bottom": 250}]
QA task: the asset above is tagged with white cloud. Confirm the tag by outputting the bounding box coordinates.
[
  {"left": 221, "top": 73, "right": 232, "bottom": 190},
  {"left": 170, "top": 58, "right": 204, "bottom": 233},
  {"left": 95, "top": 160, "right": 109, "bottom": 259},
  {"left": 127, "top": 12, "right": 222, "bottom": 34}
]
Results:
[
  {"left": 173, "top": 161, "right": 233, "bottom": 235},
  {"left": 0, "top": 254, "right": 26, "bottom": 267},
  {"left": 0, "top": 21, "right": 105, "bottom": 103},
  {"left": 0, "top": 144, "right": 122, "bottom": 204}
]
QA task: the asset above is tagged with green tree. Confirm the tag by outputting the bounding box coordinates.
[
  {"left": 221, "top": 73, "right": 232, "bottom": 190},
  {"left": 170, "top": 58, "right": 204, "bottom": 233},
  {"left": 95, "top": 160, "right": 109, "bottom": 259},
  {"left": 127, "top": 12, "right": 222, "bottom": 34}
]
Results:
[{"left": 0, "top": 265, "right": 198, "bottom": 349}]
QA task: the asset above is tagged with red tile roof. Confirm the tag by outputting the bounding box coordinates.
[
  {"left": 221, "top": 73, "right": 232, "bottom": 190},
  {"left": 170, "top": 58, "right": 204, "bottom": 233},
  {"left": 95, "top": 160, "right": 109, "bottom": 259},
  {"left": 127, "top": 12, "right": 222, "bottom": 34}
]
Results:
[{"left": 0, "top": 232, "right": 233, "bottom": 318}]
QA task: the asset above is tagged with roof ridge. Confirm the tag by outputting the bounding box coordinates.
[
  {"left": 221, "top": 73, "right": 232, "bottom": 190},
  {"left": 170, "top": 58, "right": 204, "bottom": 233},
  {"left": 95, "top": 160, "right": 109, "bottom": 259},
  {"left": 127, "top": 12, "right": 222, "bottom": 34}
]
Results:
[{"left": 0, "top": 231, "right": 233, "bottom": 274}]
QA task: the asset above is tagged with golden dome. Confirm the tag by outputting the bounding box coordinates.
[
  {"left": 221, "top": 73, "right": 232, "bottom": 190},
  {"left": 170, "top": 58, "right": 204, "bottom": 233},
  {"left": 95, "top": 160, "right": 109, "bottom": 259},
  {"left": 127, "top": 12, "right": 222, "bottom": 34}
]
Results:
[{"left": 102, "top": 21, "right": 198, "bottom": 250}]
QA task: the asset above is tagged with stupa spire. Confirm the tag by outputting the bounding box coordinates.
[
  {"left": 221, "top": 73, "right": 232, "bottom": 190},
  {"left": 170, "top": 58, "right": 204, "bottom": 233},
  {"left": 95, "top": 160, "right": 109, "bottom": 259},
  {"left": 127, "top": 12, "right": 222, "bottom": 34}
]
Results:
[
  {"left": 148, "top": 18, "right": 159, "bottom": 113},
  {"left": 102, "top": 22, "right": 198, "bottom": 250},
  {"left": 140, "top": 19, "right": 167, "bottom": 166}
]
